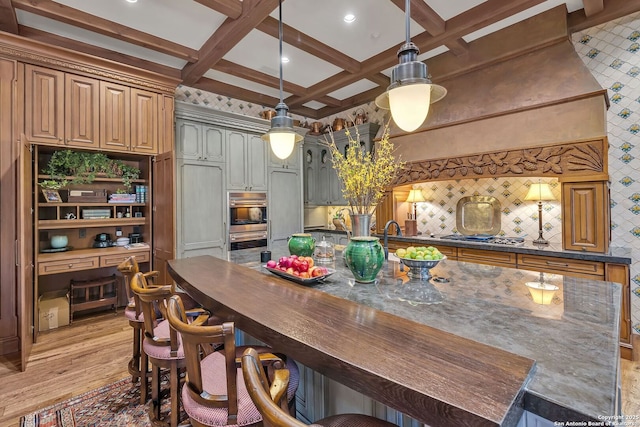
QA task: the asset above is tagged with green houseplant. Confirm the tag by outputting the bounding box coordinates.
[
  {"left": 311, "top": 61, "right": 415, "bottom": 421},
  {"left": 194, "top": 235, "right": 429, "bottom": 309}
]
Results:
[{"left": 42, "top": 150, "right": 140, "bottom": 191}]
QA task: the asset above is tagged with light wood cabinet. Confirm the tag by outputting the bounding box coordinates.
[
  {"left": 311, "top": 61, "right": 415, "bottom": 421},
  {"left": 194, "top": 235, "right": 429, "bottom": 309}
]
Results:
[
  {"left": 517, "top": 253, "right": 604, "bottom": 278},
  {"left": 0, "top": 58, "right": 18, "bottom": 355},
  {"left": 65, "top": 73, "right": 99, "bottom": 148},
  {"left": 130, "top": 88, "right": 158, "bottom": 154},
  {"left": 100, "top": 81, "right": 130, "bottom": 151},
  {"left": 25, "top": 65, "right": 100, "bottom": 148},
  {"left": 227, "top": 130, "right": 267, "bottom": 191},
  {"left": 562, "top": 181, "right": 610, "bottom": 253},
  {"left": 24, "top": 64, "right": 64, "bottom": 145},
  {"left": 457, "top": 247, "right": 517, "bottom": 267}
]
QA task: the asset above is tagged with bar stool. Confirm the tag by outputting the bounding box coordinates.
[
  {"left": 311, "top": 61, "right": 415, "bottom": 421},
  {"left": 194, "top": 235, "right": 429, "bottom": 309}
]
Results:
[
  {"left": 116, "top": 256, "right": 155, "bottom": 404},
  {"left": 242, "top": 347, "right": 398, "bottom": 427},
  {"left": 131, "top": 272, "right": 204, "bottom": 427},
  {"left": 165, "top": 294, "right": 300, "bottom": 427}
]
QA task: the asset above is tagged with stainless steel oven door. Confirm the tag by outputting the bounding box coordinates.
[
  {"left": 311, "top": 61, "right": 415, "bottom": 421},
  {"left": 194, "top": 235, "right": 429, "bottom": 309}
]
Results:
[{"left": 229, "top": 229, "right": 268, "bottom": 251}]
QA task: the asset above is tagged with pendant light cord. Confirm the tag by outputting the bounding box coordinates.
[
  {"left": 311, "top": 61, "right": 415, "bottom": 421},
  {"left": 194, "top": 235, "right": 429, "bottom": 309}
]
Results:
[
  {"left": 405, "top": 0, "right": 410, "bottom": 44},
  {"left": 278, "top": 0, "right": 284, "bottom": 104}
]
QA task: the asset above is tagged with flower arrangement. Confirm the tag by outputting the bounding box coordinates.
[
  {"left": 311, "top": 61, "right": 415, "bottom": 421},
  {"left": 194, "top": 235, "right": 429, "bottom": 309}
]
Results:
[{"left": 325, "top": 123, "right": 404, "bottom": 215}]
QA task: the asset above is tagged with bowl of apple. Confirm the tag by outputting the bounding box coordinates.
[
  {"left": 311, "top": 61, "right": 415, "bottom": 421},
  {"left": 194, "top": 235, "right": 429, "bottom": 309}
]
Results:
[
  {"left": 264, "top": 255, "right": 334, "bottom": 285},
  {"left": 395, "top": 246, "right": 446, "bottom": 280}
]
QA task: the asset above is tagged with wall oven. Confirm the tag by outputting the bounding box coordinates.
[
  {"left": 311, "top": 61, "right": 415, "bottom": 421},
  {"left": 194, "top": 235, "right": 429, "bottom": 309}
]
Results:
[{"left": 228, "top": 192, "right": 268, "bottom": 251}]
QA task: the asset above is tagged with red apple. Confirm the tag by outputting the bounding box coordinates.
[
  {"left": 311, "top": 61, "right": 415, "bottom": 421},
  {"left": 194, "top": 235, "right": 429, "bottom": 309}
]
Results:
[
  {"left": 266, "top": 260, "right": 277, "bottom": 268},
  {"left": 298, "top": 260, "right": 309, "bottom": 273}
]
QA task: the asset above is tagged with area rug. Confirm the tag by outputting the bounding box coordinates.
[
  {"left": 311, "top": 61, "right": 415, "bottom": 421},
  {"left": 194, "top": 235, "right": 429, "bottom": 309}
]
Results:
[{"left": 19, "top": 377, "right": 184, "bottom": 427}]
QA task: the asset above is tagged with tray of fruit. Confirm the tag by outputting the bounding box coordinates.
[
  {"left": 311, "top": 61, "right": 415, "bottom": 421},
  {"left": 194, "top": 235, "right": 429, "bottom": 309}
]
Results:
[{"left": 264, "top": 255, "right": 335, "bottom": 285}]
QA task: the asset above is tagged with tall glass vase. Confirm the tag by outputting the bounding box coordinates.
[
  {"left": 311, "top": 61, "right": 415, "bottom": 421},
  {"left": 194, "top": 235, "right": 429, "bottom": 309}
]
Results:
[{"left": 350, "top": 213, "right": 371, "bottom": 237}]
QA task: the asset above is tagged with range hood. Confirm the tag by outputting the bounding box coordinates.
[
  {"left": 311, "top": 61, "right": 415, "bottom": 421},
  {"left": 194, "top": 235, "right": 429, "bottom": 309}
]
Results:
[{"left": 388, "top": 9, "right": 609, "bottom": 185}]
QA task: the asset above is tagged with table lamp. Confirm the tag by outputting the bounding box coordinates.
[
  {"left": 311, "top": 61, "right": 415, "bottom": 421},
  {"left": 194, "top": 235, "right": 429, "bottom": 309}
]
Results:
[
  {"left": 405, "top": 188, "right": 425, "bottom": 236},
  {"left": 524, "top": 180, "right": 556, "bottom": 245}
]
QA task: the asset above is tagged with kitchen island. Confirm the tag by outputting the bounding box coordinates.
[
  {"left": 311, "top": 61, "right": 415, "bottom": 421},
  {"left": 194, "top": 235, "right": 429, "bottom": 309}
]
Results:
[{"left": 168, "top": 254, "right": 621, "bottom": 427}]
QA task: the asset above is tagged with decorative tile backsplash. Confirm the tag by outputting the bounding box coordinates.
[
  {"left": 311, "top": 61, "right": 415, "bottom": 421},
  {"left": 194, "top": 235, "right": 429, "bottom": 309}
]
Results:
[
  {"left": 175, "top": 11, "right": 640, "bottom": 334},
  {"left": 572, "top": 11, "right": 640, "bottom": 332}
]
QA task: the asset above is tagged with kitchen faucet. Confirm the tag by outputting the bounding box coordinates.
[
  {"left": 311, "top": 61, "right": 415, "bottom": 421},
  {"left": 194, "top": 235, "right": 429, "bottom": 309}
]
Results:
[{"left": 383, "top": 220, "right": 402, "bottom": 260}]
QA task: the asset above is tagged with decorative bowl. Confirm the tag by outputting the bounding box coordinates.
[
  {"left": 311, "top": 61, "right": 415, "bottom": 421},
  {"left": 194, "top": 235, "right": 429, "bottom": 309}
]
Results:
[{"left": 398, "top": 256, "right": 446, "bottom": 280}]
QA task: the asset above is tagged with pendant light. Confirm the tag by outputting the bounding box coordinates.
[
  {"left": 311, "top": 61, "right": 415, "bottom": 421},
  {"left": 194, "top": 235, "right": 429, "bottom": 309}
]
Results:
[
  {"left": 261, "top": 0, "right": 303, "bottom": 159},
  {"left": 375, "top": 0, "right": 446, "bottom": 132}
]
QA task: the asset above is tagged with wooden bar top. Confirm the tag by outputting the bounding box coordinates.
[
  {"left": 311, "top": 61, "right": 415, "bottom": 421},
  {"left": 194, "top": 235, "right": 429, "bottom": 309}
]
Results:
[{"left": 168, "top": 255, "right": 535, "bottom": 427}]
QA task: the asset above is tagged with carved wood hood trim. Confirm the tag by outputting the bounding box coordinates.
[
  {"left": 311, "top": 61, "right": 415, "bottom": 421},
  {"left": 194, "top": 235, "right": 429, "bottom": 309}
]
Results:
[
  {"left": 388, "top": 39, "right": 609, "bottom": 186},
  {"left": 392, "top": 138, "right": 608, "bottom": 185}
]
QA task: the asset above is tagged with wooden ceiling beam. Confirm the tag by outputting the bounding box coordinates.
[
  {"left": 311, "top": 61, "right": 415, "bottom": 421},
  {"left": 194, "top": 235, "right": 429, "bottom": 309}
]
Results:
[
  {"left": 369, "top": 73, "right": 391, "bottom": 88},
  {"left": 568, "top": 0, "right": 640, "bottom": 33},
  {"left": 193, "top": 0, "right": 243, "bottom": 19},
  {"left": 193, "top": 76, "right": 280, "bottom": 109},
  {"left": 388, "top": 0, "right": 446, "bottom": 36},
  {"left": 17, "top": 26, "right": 182, "bottom": 79},
  {"left": 12, "top": 0, "right": 198, "bottom": 62},
  {"left": 0, "top": 0, "right": 18, "bottom": 34},
  {"left": 445, "top": 38, "right": 470, "bottom": 57},
  {"left": 288, "top": 0, "right": 545, "bottom": 108},
  {"left": 181, "top": 0, "right": 279, "bottom": 86},
  {"left": 256, "top": 16, "right": 361, "bottom": 74}
]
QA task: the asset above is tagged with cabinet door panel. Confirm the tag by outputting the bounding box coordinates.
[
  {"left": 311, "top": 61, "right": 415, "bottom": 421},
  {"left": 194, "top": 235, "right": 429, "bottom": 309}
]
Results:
[
  {"left": 153, "top": 151, "right": 174, "bottom": 284},
  {"left": 100, "top": 81, "right": 130, "bottom": 151},
  {"left": 269, "top": 169, "right": 301, "bottom": 244},
  {"left": 178, "top": 160, "right": 226, "bottom": 258},
  {"left": 562, "top": 181, "right": 609, "bottom": 253},
  {"left": 176, "top": 120, "right": 202, "bottom": 160},
  {"left": 131, "top": 88, "right": 158, "bottom": 154},
  {"left": 227, "top": 130, "right": 247, "bottom": 190},
  {"left": 203, "top": 126, "right": 224, "bottom": 162},
  {"left": 248, "top": 133, "right": 267, "bottom": 190},
  {"left": 0, "top": 58, "right": 18, "bottom": 355},
  {"left": 65, "top": 74, "right": 99, "bottom": 148},
  {"left": 25, "top": 64, "right": 64, "bottom": 145}
]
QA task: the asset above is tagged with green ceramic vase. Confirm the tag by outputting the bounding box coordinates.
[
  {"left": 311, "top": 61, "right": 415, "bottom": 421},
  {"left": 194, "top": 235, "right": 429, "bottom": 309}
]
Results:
[
  {"left": 344, "top": 236, "right": 384, "bottom": 283},
  {"left": 288, "top": 233, "right": 316, "bottom": 257}
]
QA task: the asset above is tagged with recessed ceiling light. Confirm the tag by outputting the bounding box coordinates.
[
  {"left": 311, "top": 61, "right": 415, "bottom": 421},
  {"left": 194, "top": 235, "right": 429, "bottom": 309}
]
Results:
[
  {"left": 126, "top": 0, "right": 137, "bottom": 3},
  {"left": 344, "top": 14, "right": 356, "bottom": 23},
  {"left": 281, "top": 56, "right": 290, "bottom": 63}
]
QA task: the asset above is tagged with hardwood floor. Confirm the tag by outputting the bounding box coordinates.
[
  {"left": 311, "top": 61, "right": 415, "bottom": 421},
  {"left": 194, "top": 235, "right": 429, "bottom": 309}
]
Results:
[{"left": 1, "top": 313, "right": 639, "bottom": 427}]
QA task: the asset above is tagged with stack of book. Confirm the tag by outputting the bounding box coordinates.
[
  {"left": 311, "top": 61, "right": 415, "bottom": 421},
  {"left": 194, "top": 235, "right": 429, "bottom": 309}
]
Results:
[
  {"left": 109, "top": 193, "right": 137, "bottom": 203},
  {"left": 135, "top": 185, "right": 148, "bottom": 203}
]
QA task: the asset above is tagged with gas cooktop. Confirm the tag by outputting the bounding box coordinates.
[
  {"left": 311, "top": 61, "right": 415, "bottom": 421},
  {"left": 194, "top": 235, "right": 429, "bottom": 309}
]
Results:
[{"left": 439, "top": 234, "right": 525, "bottom": 246}]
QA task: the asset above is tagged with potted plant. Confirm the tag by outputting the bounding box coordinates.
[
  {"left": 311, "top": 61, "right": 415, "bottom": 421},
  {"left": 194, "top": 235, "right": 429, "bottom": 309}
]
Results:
[
  {"left": 324, "top": 123, "right": 404, "bottom": 282},
  {"left": 42, "top": 150, "right": 140, "bottom": 192}
]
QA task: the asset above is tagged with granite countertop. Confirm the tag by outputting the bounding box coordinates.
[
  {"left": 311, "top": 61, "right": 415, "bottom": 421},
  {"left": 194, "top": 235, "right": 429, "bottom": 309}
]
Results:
[
  {"left": 304, "top": 227, "right": 632, "bottom": 264},
  {"left": 250, "top": 253, "right": 621, "bottom": 422}
]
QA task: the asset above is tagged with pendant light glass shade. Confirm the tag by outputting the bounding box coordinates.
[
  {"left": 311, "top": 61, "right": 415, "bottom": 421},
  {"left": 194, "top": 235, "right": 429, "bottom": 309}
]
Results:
[
  {"left": 389, "top": 83, "right": 431, "bottom": 132},
  {"left": 261, "top": 0, "right": 302, "bottom": 159},
  {"left": 375, "top": 0, "right": 446, "bottom": 132}
]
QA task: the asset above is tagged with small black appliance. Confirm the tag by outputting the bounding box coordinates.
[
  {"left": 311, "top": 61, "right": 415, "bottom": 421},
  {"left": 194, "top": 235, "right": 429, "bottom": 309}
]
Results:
[{"left": 93, "top": 233, "right": 112, "bottom": 248}]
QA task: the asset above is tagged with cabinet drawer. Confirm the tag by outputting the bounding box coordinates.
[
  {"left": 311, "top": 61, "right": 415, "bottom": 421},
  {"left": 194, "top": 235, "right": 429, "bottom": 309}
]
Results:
[
  {"left": 457, "top": 248, "right": 516, "bottom": 267},
  {"left": 100, "top": 250, "right": 150, "bottom": 267},
  {"left": 39, "top": 256, "right": 100, "bottom": 275},
  {"left": 517, "top": 254, "right": 604, "bottom": 278},
  {"left": 434, "top": 246, "right": 457, "bottom": 259}
]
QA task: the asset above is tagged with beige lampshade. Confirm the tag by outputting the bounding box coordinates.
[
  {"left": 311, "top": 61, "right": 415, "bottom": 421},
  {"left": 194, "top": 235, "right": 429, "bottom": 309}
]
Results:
[
  {"left": 405, "top": 189, "right": 426, "bottom": 203},
  {"left": 524, "top": 183, "right": 555, "bottom": 201}
]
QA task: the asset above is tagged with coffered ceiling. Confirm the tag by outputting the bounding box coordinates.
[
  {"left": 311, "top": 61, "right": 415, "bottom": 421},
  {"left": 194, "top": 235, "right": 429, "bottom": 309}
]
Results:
[{"left": 1, "top": 0, "right": 639, "bottom": 119}]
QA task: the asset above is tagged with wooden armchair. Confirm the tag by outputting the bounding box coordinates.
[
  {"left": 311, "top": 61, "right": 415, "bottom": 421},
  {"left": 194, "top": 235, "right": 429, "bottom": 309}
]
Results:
[
  {"left": 130, "top": 272, "right": 208, "bottom": 427},
  {"left": 165, "top": 294, "right": 300, "bottom": 427},
  {"left": 241, "top": 347, "right": 398, "bottom": 427}
]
